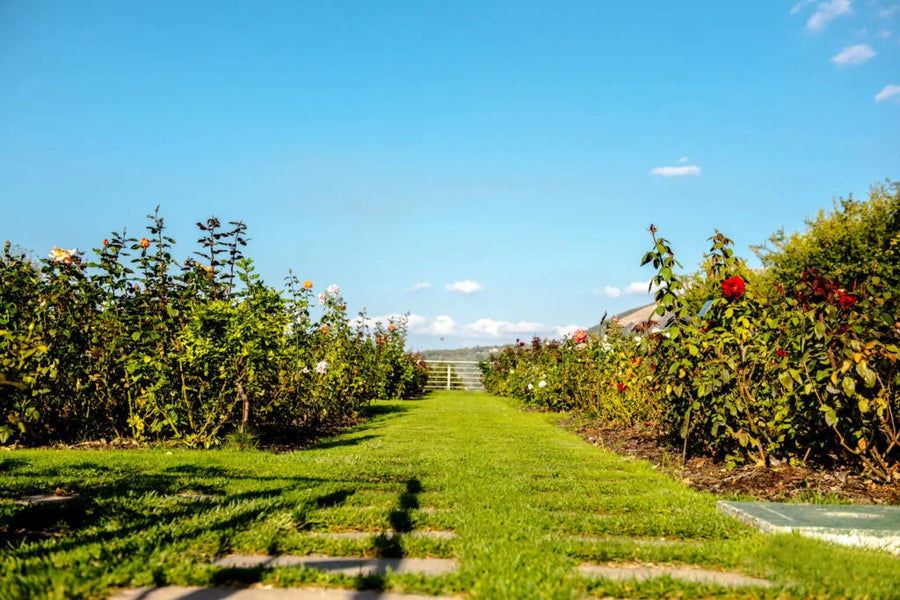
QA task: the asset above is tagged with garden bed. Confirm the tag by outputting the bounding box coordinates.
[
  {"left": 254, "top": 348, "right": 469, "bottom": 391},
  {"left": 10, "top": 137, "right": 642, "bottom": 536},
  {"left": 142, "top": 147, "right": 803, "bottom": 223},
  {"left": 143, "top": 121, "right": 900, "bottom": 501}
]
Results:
[{"left": 563, "top": 416, "right": 900, "bottom": 505}]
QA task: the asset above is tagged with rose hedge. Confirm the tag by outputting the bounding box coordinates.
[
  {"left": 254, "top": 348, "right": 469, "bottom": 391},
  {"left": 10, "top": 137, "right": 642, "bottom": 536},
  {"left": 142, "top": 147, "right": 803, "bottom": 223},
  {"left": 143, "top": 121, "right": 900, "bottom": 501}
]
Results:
[
  {"left": 482, "top": 183, "right": 900, "bottom": 480},
  {"left": 0, "top": 210, "right": 427, "bottom": 447}
]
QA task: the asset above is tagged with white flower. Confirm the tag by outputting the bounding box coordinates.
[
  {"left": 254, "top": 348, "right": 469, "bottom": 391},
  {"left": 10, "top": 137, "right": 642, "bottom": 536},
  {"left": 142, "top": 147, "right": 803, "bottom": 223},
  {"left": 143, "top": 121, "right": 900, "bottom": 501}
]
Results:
[
  {"left": 302, "top": 366, "right": 310, "bottom": 374},
  {"left": 509, "top": 368, "right": 515, "bottom": 374},
  {"left": 634, "top": 335, "right": 643, "bottom": 344},
  {"left": 48, "top": 246, "right": 81, "bottom": 264},
  {"left": 538, "top": 380, "right": 546, "bottom": 388},
  {"left": 527, "top": 383, "right": 534, "bottom": 390},
  {"left": 317, "top": 292, "right": 328, "bottom": 306},
  {"left": 327, "top": 284, "right": 340, "bottom": 295},
  {"left": 315, "top": 360, "right": 328, "bottom": 374}
]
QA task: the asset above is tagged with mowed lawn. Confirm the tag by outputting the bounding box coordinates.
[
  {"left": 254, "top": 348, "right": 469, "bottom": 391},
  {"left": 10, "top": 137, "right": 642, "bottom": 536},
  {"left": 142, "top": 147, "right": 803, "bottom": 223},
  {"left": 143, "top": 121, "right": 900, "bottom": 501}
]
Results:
[{"left": 2, "top": 391, "right": 898, "bottom": 599}]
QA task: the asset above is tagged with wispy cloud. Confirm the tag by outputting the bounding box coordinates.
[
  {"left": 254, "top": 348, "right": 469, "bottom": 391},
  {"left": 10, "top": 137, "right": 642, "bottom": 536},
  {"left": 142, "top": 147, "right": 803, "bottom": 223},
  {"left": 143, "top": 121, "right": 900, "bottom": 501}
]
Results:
[
  {"left": 677, "top": 156, "right": 689, "bottom": 163},
  {"left": 407, "top": 314, "right": 458, "bottom": 336},
  {"left": 878, "top": 28, "right": 892, "bottom": 39},
  {"left": 595, "top": 281, "right": 659, "bottom": 297},
  {"left": 594, "top": 285, "right": 622, "bottom": 298},
  {"left": 463, "top": 318, "right": 584, "bottom": 340},
  {"left": 464, "top": 318, "right": 549, "bottom": 339},
  {"left": 791, "top": 0, "right": 816, "bottom": 15},
  {"left": 878, "top": 4, "right": 899, "bottom": 19},
  {"left": 832, "top": 43, "right": 876, "bottom": 65},
  {"left": 446, "top": 280, "right": 483, "bottom": 294},
  {"left": 806, "top": 0, "right": 852, "bottom": 32},
  {"left": 874, "top": 84, "right": 900, "bottom": 102},
  {"left": 405, "top": 281, "right": 431, "bottom": 293},
  {"left": 649, "top": 165, "right": 701, "bottom": 177}
]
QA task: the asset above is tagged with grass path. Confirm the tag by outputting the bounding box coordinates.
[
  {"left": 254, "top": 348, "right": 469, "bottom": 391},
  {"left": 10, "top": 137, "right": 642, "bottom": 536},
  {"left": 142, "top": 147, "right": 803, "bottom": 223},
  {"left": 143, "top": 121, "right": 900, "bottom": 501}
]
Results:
[{"left": 2, "top": 391, "right": 899, "bottom": 599}]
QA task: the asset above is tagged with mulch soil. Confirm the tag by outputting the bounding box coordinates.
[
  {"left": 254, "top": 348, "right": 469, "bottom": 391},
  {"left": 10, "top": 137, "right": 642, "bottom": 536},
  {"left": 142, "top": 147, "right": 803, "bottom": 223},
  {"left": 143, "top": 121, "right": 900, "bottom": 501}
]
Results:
[{"left": 562, "top": 417, "right": 900, "bottom": 505}]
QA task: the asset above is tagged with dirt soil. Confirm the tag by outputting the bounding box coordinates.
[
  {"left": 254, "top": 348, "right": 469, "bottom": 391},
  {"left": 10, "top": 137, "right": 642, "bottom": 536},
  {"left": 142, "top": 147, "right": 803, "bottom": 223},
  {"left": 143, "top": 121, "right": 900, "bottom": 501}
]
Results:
[{"left": 562, "top": 417, "right": 900, "bottom": 505}]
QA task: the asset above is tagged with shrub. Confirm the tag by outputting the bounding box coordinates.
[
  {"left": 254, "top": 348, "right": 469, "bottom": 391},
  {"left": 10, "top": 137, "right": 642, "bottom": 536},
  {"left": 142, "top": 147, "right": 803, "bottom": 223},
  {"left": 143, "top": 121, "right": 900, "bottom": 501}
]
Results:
[{"left": 0, "top": 209, "right": 421, "bottom": 446}]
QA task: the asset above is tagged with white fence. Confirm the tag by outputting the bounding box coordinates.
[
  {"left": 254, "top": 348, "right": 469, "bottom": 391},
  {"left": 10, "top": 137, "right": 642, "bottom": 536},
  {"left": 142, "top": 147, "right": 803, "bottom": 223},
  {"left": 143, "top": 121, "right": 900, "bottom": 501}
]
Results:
[{"left": 423, "top": 360, "right": 484, "bottom": 392}]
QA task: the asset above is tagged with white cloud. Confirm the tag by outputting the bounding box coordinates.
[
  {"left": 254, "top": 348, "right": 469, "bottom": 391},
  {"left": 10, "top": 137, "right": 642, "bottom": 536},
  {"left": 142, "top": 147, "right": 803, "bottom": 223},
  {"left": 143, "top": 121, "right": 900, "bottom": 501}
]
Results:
[
  {"left": 791, "top": 0, "right": 816, "bottom": 15},
  {"left": 806, "top": 0, "right": 852, "bottom": 32},
  {"left": 446, "top": 280, "right": 483, "bottom": 294},
  {"left": 405, "top": 281, "right": 431, "bottom": 293},
  {"left": 406, "top": 314, "right": 458, "bottom": 336},
  {"left": 677, "top": 156, "right": 689, "bottom": 163},
  {"left": 878, "top": 4, "right": 899, "bottom": 19},
  {"left": 878, "top": 28, "right": 893, "bottom": 39},
  {"left": 464, "top": 318, "right": 549, "bottom": 339},
  {"left": 875, "top": 84, "right": 900, "bottom": 102},
  {"left": 649, "top": 165, "right": 701, "bottom": 177},
  {"left": 624, "top": 280, "right": 662, "bottom": 295},
  {"left": 594, "top": 285, "right": 622, "bottom": 298},
  {"left": 832, "top": 43, "right": 876, "bottom": 65}
]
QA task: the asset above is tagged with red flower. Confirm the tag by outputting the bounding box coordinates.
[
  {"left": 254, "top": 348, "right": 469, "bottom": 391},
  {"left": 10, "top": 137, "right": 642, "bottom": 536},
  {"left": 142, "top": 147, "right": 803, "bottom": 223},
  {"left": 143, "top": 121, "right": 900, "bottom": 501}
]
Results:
[
  {"left": 632, "top": 357, "right": 641, "bottom": 365},
  {"left": 775, "top": 349, "right": 788, "bottom": 359},
  {"left": 617, "top": 382, "right": 628, "bottom": 392},
  {"left": 573, "top": 329, "right": 587, "bottom": 344},
  {"left": 722, "top": 276, "right": 745, "bottom": 300},
  {"left": 103, "top": 238, "right": 109, "bottom": 247},
  {"left": 140, "top": 237, "right": 150, "bottom": 249},
  {"left": 835, "top": 291, "right": 857, "bottom": 310}
]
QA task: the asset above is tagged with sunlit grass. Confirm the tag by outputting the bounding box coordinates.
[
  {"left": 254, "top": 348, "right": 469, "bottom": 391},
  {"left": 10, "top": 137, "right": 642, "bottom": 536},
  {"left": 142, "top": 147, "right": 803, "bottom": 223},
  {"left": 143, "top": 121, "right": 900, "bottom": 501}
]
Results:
[{"left": 1, "top": 391, "right": 898, "bottom": 599}]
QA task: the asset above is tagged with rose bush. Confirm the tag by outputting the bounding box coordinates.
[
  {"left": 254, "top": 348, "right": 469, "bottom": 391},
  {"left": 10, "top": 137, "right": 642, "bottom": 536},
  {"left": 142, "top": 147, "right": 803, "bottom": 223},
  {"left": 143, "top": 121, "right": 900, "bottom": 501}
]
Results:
[{"left": 0, "top": 209, "right": 425, "bottom": 446}]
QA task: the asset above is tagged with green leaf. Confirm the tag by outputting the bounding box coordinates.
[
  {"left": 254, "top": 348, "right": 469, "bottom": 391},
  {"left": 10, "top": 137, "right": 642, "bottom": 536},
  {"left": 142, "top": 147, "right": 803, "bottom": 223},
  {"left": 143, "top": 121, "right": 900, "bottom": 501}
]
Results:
[
  {"left": 841, "top": 376, "right": 856, "bottom": 396},
  {"left": 813, "top": 321, "right": 826, "bottom": 339},
  {"left": 855, "top": 361, "right": 877, "bottom": 388}
]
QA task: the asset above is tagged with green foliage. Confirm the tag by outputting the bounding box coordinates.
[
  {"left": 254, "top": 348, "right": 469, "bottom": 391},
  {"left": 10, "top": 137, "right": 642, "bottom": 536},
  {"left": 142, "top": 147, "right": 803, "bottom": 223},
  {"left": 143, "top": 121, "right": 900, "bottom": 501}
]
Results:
[
  {"left": 483, "top": 183, "right": 900, "bottom": 479},
  {"left": 0, "top": 210, "right": 422, "bottom": 447}
]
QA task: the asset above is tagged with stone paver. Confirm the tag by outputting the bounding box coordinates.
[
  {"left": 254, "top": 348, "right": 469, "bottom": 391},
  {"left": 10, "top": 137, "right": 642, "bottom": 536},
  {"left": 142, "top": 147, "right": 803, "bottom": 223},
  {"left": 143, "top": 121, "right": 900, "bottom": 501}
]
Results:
[
  {"left": 309, "top": 530, "right": 457, "bottom": 540},
  {"left": 16, "top": 493, "right": 79, "bottom": 506},
  {"left": 214, "top": 554, "right": 458, "bottom": 576},
  {"left": 110, "top": 586, "right": 447, "bottom": 599},
  {"left": 579, "top": 564, "right": 773, "bottom": 588},
  {"left": 719, "top": 500, "right": 900, "bottom": 555}
]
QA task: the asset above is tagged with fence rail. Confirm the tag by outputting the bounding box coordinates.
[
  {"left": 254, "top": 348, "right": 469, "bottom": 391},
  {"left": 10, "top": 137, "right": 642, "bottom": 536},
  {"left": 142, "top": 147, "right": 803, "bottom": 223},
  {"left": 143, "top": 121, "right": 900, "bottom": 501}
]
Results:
[{"left": 423, "top": 360, "right": 484, "bottom": 392}]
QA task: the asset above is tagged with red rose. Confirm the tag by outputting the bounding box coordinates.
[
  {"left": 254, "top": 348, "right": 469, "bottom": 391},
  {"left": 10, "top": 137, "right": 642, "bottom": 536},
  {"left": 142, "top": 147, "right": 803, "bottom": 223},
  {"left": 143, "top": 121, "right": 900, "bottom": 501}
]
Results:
[
  {"left": 776, "top": 349, "right": 788, "bottom": 359},
  {"left": 835, "top": 291, "right": 857, "bottom": 310},
  {"left": 722, "top": 276, "right": 745, "bottom": 300},
  {"left": 617, "top": 382, "right": 628, "bottom": 392}
]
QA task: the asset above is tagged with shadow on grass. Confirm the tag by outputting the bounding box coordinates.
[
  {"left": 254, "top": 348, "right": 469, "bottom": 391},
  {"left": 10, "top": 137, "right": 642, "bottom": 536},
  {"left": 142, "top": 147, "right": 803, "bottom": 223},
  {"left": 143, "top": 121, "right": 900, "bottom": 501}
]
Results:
[{"left": 374, "top": 477, "right": 422, "bottom": 558}]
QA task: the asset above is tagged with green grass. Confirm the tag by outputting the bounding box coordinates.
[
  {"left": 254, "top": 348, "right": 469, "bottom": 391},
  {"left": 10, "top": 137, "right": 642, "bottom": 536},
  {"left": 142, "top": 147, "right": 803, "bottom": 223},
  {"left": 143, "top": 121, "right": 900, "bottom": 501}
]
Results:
[{"left": 1, "top": 391, "right": 898, "bottom": 599}]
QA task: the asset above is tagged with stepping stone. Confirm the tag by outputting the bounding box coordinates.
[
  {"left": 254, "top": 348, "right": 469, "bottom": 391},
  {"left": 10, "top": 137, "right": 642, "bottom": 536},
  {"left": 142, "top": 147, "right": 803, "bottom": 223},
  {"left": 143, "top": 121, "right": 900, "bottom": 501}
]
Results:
[
  {"left": 578, "top": 564, "right": 773, "bottom": 588},
  {"left": 110, "top": 586, "right": 447, "bottom": 599},
  {"left": 309, "top": 530, "right": 457, "bottom": 540},
  {"left": 718, "top": 500, "right": 900, "bottom": 555},
  {"left": 16, "top": 493, "right": 79, "bottom": 506},
  {"left": 554, "top": 534, "right": 686, "bottom": 546},
  {"left": 214, "top": 554, "right": 459, "bottom": 576}
]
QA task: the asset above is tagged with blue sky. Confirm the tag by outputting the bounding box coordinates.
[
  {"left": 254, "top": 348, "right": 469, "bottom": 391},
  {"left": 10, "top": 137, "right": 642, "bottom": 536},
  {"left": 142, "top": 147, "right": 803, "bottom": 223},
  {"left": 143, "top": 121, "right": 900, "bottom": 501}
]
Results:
[{"left": 2, "top": 1, "right": 898, "bottom": 350}]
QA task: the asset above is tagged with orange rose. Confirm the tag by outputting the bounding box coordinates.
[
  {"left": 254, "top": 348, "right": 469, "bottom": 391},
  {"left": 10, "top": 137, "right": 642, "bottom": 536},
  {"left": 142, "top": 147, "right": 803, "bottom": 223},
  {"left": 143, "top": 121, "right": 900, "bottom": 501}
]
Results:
[
  {"left": 140, "top": 237, "right": 150, "bottom": 249},
  {"left": 320, "top": 325, "right": 329, "bottom": 335},
  {"left": 303, "top": 280, "right": 313, "bottom": 289},
  {"left": 388, "top": 323, "right": 397, "bottom": 332}
]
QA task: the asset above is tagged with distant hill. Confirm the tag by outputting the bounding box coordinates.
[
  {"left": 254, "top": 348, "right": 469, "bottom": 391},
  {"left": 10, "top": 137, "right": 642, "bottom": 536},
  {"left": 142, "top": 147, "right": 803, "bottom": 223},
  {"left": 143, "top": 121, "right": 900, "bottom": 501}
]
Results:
[
  {"left": 419, "top": 303, "right": 665, "bottom": 361},
  {"left": 418, "top": 346, "right": 504, "bottom": 362}
]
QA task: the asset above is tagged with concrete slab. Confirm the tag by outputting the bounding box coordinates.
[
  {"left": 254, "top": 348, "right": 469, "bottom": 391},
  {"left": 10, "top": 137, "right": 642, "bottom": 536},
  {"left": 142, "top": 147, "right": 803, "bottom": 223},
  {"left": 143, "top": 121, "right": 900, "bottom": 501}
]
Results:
[
  {"left": 578, "top": 564, "right": 773, "bottom": 588},
  {"left": 110, "top": 586, "right": 447, "bottom": 599},
  {"left": 213, "top": 555, "right": 459, "bottom": 576},
  {"left": 718, "top": 500, "right": 900, "bottom": 555},
  {"left": 308, "top": 531, "right": 457, "bottom": 540},
  {"left": 16, "top": 493, "right": 79, "bottom": 506}
]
